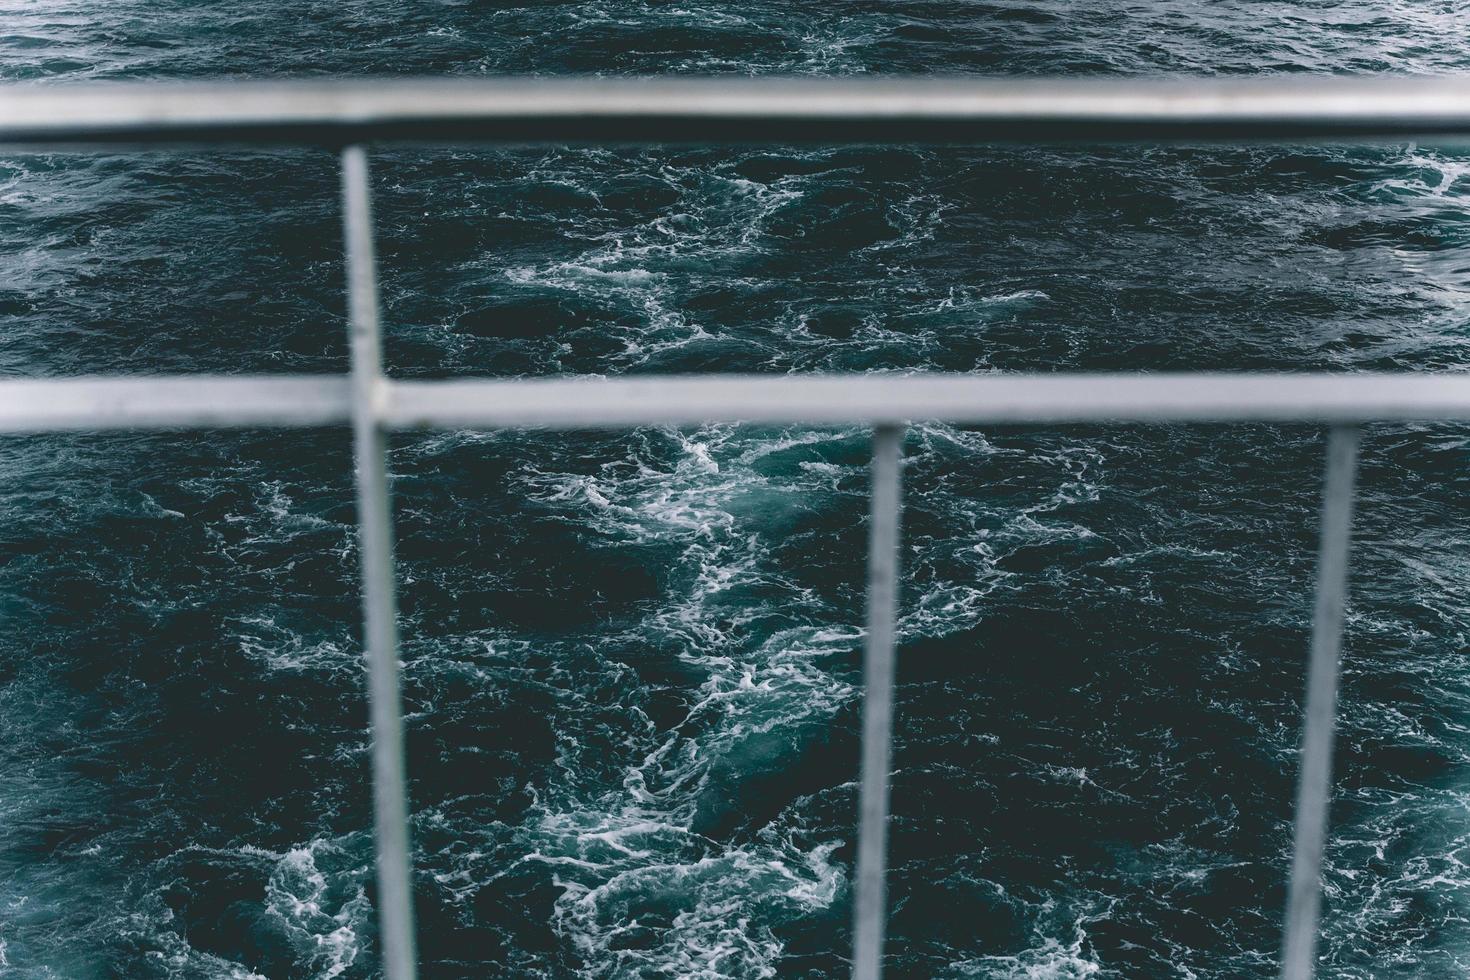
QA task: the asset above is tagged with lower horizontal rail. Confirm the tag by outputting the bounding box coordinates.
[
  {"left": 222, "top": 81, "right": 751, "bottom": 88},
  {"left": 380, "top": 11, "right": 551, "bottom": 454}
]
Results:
[
  {"left": 5, "top": 372, "right": 1470, "bottom": 433},
  {"left": 0, "top": 376, "right": 352, "bottom": 432}
]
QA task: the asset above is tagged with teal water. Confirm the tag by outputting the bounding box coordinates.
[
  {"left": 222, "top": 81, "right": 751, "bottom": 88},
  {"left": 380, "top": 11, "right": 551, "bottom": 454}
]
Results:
[{"left": 3, "top": 3, "right": 1470, "bottom": 977}]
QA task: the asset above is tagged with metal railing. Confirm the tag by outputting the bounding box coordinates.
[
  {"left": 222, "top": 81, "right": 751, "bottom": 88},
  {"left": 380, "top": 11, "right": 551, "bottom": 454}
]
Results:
[{"left": 6, "top": 77, "right": 1470, "bottom": 980}]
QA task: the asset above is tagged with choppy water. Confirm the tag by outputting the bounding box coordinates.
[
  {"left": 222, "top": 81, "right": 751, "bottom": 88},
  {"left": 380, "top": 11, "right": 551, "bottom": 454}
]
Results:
[{"left": 4, "top": 2, "right": 1470, "bottom": 977}]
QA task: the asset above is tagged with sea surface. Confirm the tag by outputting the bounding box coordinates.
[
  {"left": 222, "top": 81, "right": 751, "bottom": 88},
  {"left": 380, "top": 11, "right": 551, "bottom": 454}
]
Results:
[{"left": 3, "top": 2, "right": 1470, "bottom": 977}]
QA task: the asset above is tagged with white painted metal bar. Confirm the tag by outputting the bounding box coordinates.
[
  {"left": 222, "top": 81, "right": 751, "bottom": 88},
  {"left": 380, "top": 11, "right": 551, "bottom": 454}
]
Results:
[
  {"left": 1280, "top": 425, "right": 1359, "bottom": 980},
  {"left": 385, "top": 373, "right": 1470, "bottom": 429},
  {"left": 6, "top": 76, "right": 1470, "bottom": 146},
  {"left": 342, "top": 144, "right": 418, "bottom": 980},
  {"left": 0, "top": 376, "right": 351, "bottom": 432},
  {"left": 4, "top": 373, "right": 1470, "bottom": 434},
  {"left": 853, "top": 424, "right": 905, "bottom": 980}
]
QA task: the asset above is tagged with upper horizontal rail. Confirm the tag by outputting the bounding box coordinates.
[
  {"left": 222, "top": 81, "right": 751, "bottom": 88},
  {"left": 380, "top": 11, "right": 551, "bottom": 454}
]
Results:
[
  {"left": 6, "top": 76, "right": 1470, "bottom": 146},
  {"left": 5, "top": 372, "right": 1470, "bottom": 432}
]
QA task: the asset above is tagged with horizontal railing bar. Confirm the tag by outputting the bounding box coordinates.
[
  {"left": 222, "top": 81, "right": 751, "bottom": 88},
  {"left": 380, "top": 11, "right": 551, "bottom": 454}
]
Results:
[
  {"left": 387, "top": 373, "right": 1470, "bottom": 427},
  {"left": 0, "top": 376, "right": 352, "bottom": 431},
  {"left": 5, "top": 372, "right": 1470, "bottom": 433},
  {"left": 6, "top": 77, "right": 1470, "bottom": 147}
]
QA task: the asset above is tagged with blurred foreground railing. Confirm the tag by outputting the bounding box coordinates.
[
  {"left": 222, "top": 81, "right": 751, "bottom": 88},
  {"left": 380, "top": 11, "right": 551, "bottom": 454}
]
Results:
[{"left": 5, "top": 75, "right": 1470, "bottom": 980}]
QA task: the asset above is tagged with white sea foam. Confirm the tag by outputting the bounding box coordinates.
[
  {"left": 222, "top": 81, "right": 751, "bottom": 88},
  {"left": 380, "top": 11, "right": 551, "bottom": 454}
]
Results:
[
  {"left": 949, "top": 914, "right": 1105, "bottom": 979},
  {"left": 509, "top": 416, "right": 1117, "bottom": 970},
  {"left": 426, "top": 423, "right": 874, "bottom": 974},
  {"left": 263, "top": 839, "right": 371, "bottom": 980}
]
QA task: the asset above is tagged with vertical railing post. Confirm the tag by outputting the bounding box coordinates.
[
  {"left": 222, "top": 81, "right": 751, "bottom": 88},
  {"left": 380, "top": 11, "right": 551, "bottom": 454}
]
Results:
[
  {"left": 341, "top": 144, "right": 418, "bottom": 980},
  {"left": 852, "top": 423, "right": 905, "bottom": 980},
  {"left": 1280, "top": 425, "right": 1360, "bottom": 980}
]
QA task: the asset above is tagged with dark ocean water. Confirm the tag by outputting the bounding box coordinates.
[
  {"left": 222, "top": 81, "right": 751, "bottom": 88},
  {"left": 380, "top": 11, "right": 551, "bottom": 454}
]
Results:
[{"left": 4, "top": 2, "right": 1470, "bottom": 978}]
